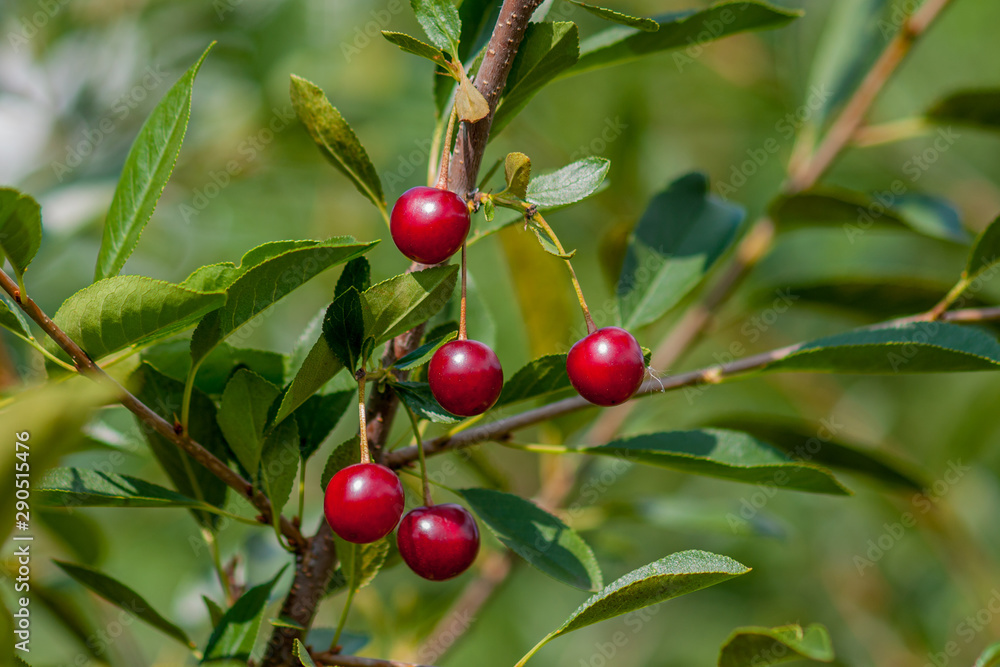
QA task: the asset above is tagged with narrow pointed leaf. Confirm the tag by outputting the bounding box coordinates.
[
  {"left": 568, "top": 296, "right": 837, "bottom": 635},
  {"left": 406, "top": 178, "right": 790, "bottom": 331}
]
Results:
[
  {"left": 571, "top": 2, "right": 802, "bottom": 76},
  {"left": 566, "top": 1, "right": 658, "bottom": 31},
  {"left": 528, "top": 220, "right": 575, "bottom": 258},
  {"left": 323, "top": 287, "right": 371, "bottom": 372},
  {"left": 410, "top": 0, "right": 461, "bottom": 54},
  {"left": 363, "top": 265, "right": 459, "bottom": 343},
  {"left": 202, "top": 567, "right": 286, "bottom": 663},
  {"left": 391, "top": 330, "right": 457, "bottom": 371},
  {"left": 975, "top": 642, "right": 1000, "bottom": 667},
  {"left": 492, "top": 21, "right": 579, "bottom": 136},
  {"left": 0, "top": 297, "right": 31, "bottom": 339},
  {"left": 295, "top": 639, "right": 318, "bottom": 667},
  {"left": 336, "top": 257, "right": 372, "bottom": 298},
  {"left": 274, "top": 335, "right": 344, "bottom": 425},
  {"left": 617, "top": 172, "right": 744, "bottom": 329},
  {"left": 718, "top": 623, "right": 835, "bottom": 666},
  {"left": 50, "top": 276, "right": 225, "bottom": 361},
  {"left": 218, "top": 369, "right": 280, "bottom": 475},
  {"left": 926, "top": 90, "right": 1000, "bottom": 133},
  {"left": 459, "top": 487, "right": 603, "bottom": 591},
  {"left": 393, "top": 381, "right": 462, "bottom": 423},
  {"left": 496, "top": 354, "right": 571, "bottom": 406},
  {"left": 190, "top": 238, "right": 376, "bottom": 365},
  {"left": 260, "top": 417, "right": 299, "bottom": 520},
  {"left": 0, "top": 188, "right": 42, "bottom": 279},
  {"left": 37, "top": 468, "right": 206, "bottom": 509},
  {"left": 54, "top": 560, "right": 193, "bottom": 648},
  {"left": 96, "top": 44, "right": 213, "bottom": 280},
  {"left": 290, "top": 75, "right": 386, "bottom": 214},
  {"left": 766, "top": 322, "right": 1000, "bottom": 374},
  {"left": 381, "top": 30, "right": 447, "bottom": 64},
  {"left": 204, "top": 597, "right": 225, "bottom": 627},
  {"left": 526, "top": 157, "right": 610, "bottom": 208},
  {"left": 580, "top": 430, "right": 850, "bottom": 495},
  {"left": 965, "top": 214, "right": 1000, "bottom": 280}
]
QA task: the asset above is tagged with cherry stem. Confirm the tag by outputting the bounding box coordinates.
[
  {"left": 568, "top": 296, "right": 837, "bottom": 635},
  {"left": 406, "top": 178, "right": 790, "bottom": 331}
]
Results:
[
  {"left": 404, "top": 405, "right": 433, "bottom": 506},
  {"left": 435, "top": 105, "right": 459, "bottom": 190},
  {"left": 531, "top": 210, "right": 596, "bottom": 334},
  {"left": 459, "top": 243, "right": 468, "bottom": 341},
  {"left": 356, "top": 373, "right": 370, "bottom": 464}
]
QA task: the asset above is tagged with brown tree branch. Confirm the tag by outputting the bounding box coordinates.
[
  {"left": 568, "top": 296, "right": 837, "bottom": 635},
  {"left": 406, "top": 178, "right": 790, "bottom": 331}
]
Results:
[
  {"left": 0, "top": 269, "right": 305, "bottom": 549},
  {"left": 385, "top": 305, "right": 1000, "bottom": 468}
]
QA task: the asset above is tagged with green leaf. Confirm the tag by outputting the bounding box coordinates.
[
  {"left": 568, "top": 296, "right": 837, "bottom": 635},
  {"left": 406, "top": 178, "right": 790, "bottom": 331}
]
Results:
[
  {"left": 766, "top": 322, "right": 1000, "bottom": 374},
  {"left": 804, "top": 0, "right": 889, "bottom": 129},
  {"left": 571, "top": 2, "right": 802, "bottom": 76},
  {"left": 295, "top": 390, "right": 354, "bottom": 460},
  {"left": 975, "top": 642, "right": 1000, "bottom": 667},
  {"left": 294, "top": 639, "right": 318, "bottom": 667},
  {"left": 38, "top": 509, "right": 105, "bottom": 565},
  {"left": 320, "top": 436, "right": 360, "bottom": 491},
  {"left": 274, "top": 335, "right": 344, "bottom": 426},
  {"left": 363, "top": 265, "right": 459, "bottom": 343},
  {"left": 289, "top": 75, "right": 387, "bottom": 215},
  {"left": 0, "top": 296, "right": 31, "bottom": 339},
  {"left": 335, "top": 257, "right": 372, "bottom": 298},
  {"left": 202, "top": 567, "right": 286, "bottom": 663},
  {"left": 323, "top": 287, "right": 372, "bottom": 372},
  {"left": 218, "top": 369, "right": 281, "bottom": 476},
  {"left": 410, "top": 0, "right": 461, "bottom": 54},
  {"left": 965, "top": 214, "right": 1000, "bottom": 280},
  {"left": 926, "top": 90, "right": 1000, "bottom": 133},
  {"left": 457, "top": 0, "right": 498, "bottom": 62},
  {"left": 54, "top": 560, "right": 193, "bottom": 648},
  {"left": 492, "top": 22, "right": 580, "bottom": 136},
  {"left": 96, "top": 44, "right": 213, "bottom": 280},
  {"left": 526, "top": 157, "right": 610, "bottom": 209},
  {"left": 504, "top": 152, "right": 532, "bottom": 199},
  {"left": 131, "top": 362, "right": 229, "bottom": 527},
  {"left": 329, "top": 537, "right": 391, "bottom": 596},
  {"left": 528, "top": 218, "right": 576, "bottom": 259},
  {"left": 496, "top": 354, "right": 571, "bottom": 407},
  {"left": 260, "top": 417, "right": 300, "bottom": 520},
  {"left": 617, "top": 172, "right": 744, "bottom": 329},
  {"left": 707, "top": 415, "right": 927, "bottom": 492},
  {"left": 190, "top": 238, "right": 376, "bottom": 366},
  {"left": 142, "top": 340, "right": 285, "bottom": 396},
  {"left": 37, "top": 468, "right": 207, "bottom": 509},
  {"left": 50, "top": 276, "right": 225, "bottom": 362},
  {"left": 204, "top": 596, "right": 225, "bottom": 627},
  {"left": 391, "top": 329, "right": 457, "bottom": 371},
  {"left": 718, "top": 623, "right": 835, "bottom": 666},
  {"left": 381, "top": 30, "right": 447, "bottom": 64},
  {"left": 0, "top": 188, "right": 42, "bottom": 280},
  {"left": 393, "top": 381, "right": 462, "bottom": 423},
  {"left": 580, "top": 430, "right": 851, "bottom": 495},
  {"left": 565, "top": 1, "right": 658, "bottom": 32},
  {"left": 770, "top": 188, "right": 969, "bottom": 244},
  {"left": 518, "top": 551, "right": 749, "bottom": 665},
  {"left": 459, "top": 487, "right": 603, "bottom": 591}
]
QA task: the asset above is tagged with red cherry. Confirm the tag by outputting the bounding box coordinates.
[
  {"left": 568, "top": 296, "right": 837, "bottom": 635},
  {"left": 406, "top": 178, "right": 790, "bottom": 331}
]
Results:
[
  {"left": 390, "top": 186, "right": 470, "bottom": 265},
  {"left": 428, "top": 339, "right": 503, "bottom": 417},
  {"left": 397, "top": 504, "right": 480, "bottom": 581},
  {"left": 324, "top": 463, "right": 405, "bottom": 544},
  {"left": 566, "top": 326, "right": 646, "bottom": 406}
]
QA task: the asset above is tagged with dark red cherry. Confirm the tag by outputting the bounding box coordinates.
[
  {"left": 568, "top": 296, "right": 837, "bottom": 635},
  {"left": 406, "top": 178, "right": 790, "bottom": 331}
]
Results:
[
  {"left": 428, "top": 339, "right": 503, "bottom": 417},
  {"left": 566, "top": 326, "right": 646, "bottom": 406},
  {"left": 397, "top": 504, "right": 480, "bottom": 581},
  {"left": 324, "top": 463, "right": 405, "bottom": 544},
  {"left": 390, "top": 186, "right": 470, "bottom": 265}
]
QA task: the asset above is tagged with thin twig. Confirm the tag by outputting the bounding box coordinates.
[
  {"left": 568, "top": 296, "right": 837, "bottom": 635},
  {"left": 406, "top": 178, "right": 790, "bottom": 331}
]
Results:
[
  {"left": 313, "top": 653, "right": 437, "bottom": 667},
  {"left": 0, "top": 269, "right": 305, "bottom": 549}
]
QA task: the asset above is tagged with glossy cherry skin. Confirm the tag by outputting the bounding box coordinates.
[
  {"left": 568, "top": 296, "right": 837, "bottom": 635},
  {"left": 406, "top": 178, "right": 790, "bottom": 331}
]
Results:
[
  {"left": 397, "top": 504, "right": 480, "bottom": 581},
  {"left": 566, "top": 326, "right": 646, "bottom": 406},
  {"left": 428, "top": 339, "right": 504, "bottom": 417},
  {"left": 324, "top": 463, "right": 405, "bottom": 544},
  {"left": 390, "top": 186, "right": 470, "bottom": 265}
]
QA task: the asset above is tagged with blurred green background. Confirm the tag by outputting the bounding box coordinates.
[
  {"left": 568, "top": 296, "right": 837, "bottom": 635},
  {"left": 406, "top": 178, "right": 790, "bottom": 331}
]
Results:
[{"left": 2, "top": 0, "right": 1000, "bottom": 665}]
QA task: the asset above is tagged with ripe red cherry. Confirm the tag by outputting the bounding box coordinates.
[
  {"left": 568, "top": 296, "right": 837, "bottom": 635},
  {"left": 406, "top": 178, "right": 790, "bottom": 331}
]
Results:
[
  {"left": 390, "top": 186, "right": 470, "bottom": 265},
  {"left": 324, "top": 463, "right": 405, "bottom": 544},
  {"left": 566, "top": 326, "right": 646, "bottom": 406},
  {"left": 428, "top": 339, "right": 503, "bottom": 417},
  {"left": 397, "top": 504, "right": 480, "bottom": 581}
]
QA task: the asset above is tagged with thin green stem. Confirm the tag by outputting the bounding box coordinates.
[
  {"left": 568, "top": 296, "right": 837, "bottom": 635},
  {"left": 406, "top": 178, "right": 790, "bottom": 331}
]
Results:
[
  {"left": 330, "top": 544, "right": 359, "bottom": 652},
  {"left": 852, "top": 116, "right": 929, "bottom": 147},
  {"left": 531, "top": 210, "right": 596, "bottom": 334},
  {"left": 436, "top": 105, "right": 459, "bottom": 190},
  {"left": 513, "top": 635, "right": 551, "bottom": 667},
  {"left": 499, "top": 441, "right": 571, "bottom": 454},
  {"left": 398, "top": 467, "right": 458, "bottom": 495},
  {"left": 180, "top": 361, "right": 201, "bottom": 432},
  {"left": 927, "top": 278, "right": 970, "bottom": 321},
  {"left": 357, "top": 374, "right": 370, "bottom": 463},
  {"left": 15, "top": 332, "right": 76, "bottom": 372},
  {"left": 459, "top": 243, "right": 468, "bottom": 340},
  {"left": 204, "top": 529, "right": 234, "bottom": 605},
  {"left": 297, "top": 463, "right": 307, "bottom": 525},
  {"left": 404, "top": 405, "right": 433, "bottom": 506}
]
